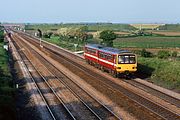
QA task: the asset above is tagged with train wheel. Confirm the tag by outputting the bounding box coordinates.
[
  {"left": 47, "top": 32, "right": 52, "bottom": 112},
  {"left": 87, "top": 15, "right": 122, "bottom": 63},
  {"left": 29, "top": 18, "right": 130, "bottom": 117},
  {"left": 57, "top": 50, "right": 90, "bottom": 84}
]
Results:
[
  {"left": 111, "top": 70, "right": 117, "bottom": 78},
  {"left": 95, "top": 63, "right": 99, "bottom": 68},
  {"left": 98, "top": 65, "right": 101, "bottom": 70},
  {"left": 86, "top": 60, "right": 89, "bottom": 64},
  {"left": 100, "top": 66, "right": 105, "bottom": 72}
]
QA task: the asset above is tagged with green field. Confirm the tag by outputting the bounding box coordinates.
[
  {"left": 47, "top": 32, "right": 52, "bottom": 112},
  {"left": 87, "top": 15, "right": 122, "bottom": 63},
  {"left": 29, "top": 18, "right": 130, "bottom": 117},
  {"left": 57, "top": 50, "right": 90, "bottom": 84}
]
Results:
[
  {"left": 44, "top": 36, "right": 85, "bottom": 51},
  {"left": 114, "top": 36, "right": 180, "bottom": 48}
]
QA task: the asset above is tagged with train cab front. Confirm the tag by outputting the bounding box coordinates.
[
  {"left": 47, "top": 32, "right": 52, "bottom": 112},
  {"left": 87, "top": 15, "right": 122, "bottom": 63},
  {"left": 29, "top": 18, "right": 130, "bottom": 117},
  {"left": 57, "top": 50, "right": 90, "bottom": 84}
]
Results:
[{"left": 116, "top": 54, "right": 137, "bottom": 73}]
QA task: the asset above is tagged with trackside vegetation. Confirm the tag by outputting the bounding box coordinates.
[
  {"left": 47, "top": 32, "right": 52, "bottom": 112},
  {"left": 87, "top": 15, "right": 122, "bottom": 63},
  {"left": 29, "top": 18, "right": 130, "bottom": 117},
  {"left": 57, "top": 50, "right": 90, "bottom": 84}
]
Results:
[
  {"left": 0, "top": 27, "right": 15, "bottom": 119},
  {"left": 138, "top": 57, "right": 180, "bottom": 91}
]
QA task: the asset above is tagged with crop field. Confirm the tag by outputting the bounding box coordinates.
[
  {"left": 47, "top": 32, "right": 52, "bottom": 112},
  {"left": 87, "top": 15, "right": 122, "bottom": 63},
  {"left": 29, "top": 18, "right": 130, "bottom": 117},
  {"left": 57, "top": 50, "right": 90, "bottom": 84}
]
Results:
[
  {"left": 158, "top": 24, "right": 180, "bottom": 31},
  {"left": 150, "top": 31, "right": 180, "bottom": 36},
  {"left": 130, "top": 24, "right": 164, "bottom": 30},
  {"left": 114, "top": 36, "right": 180, "bottom": 48},
  {"left": 114, "top": 31, "right": 131, "bottom": 35}
]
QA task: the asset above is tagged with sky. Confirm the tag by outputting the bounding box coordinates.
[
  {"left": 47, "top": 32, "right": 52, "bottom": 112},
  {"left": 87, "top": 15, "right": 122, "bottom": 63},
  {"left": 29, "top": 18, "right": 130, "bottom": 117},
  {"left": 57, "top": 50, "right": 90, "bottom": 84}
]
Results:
[{"left": 0, "top": 0, "right": 180, "bottom": 23}]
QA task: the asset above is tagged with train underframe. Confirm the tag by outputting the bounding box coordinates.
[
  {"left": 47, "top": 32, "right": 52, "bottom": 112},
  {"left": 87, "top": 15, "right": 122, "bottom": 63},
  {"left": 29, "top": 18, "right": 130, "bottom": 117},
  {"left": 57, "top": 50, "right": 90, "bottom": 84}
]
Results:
[{"left": 86, "top": 59, "right": 135, "bottom": 79}]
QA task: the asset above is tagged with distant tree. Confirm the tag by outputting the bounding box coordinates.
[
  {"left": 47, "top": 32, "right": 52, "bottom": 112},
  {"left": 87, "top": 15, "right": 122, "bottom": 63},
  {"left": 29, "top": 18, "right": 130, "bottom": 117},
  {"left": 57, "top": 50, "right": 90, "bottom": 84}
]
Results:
[
  {"left": 57, "top": 28, "right": 70, "bottom": 36},
  {"left": 57, "top": 27, "right": 89, "bottom": 42},
  {"left": 80, "top": 26, "right": 88, "bottom": 32},
  {"left": 99, "top": 30, "right": 116, "bottom": 47}
]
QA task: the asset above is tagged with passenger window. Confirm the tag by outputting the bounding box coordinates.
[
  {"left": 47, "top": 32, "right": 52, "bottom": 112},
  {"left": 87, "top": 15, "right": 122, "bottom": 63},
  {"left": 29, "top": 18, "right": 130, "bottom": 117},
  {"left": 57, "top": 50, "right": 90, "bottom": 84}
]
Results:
[
  {"left": 130, "top": 56, "right": 135, "bottom": 63},
  {"left": 118, "top": 56, "right": 124, "bottom": 63},
  {"left": 124, "top": 56, "right": 129, "bottom": 63}
]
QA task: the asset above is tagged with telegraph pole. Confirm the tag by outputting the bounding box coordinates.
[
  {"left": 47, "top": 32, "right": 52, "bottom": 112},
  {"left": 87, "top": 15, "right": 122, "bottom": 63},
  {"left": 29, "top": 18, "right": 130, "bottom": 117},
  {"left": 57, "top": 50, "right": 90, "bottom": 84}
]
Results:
[{"left": 37, "top": 29, "right": 43, "bottom": 47}]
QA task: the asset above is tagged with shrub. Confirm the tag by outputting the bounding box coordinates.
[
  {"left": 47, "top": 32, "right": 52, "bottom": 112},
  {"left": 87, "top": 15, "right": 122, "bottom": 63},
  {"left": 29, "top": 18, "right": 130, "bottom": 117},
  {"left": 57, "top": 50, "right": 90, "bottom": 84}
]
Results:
[
  {"left": 171, "top": 51, "right": 178, "bottom": 57},
  {"left": 157, "top": 50, "right": 170, "bottom": 59},
  {"left": 141, "top": 49, "right": 152, "bottom": 57},
  {"left": 43, "top": 32, "right": 53, "bottom": 38},
  {"left": 0, "top": 31, "right": 4, "bottom": 42}
]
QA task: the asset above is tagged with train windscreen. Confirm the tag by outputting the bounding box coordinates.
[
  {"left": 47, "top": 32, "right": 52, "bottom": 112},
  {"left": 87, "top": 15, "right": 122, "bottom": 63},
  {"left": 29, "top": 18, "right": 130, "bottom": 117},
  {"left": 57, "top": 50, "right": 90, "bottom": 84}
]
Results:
[{"left": 118, "top": 55, "right": 136, "bottom": 64}]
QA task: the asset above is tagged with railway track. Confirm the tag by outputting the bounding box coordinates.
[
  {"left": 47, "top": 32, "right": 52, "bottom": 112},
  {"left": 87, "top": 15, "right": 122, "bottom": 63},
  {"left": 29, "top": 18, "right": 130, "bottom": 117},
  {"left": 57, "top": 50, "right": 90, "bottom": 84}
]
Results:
[
  {"left": 9, "top": 37, "right": 57, "bottom": 120},
  {"left": 125, "top": 80, "right": 180, "bottom": 107},
  {"left": 12, "top": 38, "right": 75, "bottom": 120},
  {"left": 12, "top": 32, "right": 121, "bottom": 119},
  {"left": 15, "top": 32, "right": 180, "bottom": 120},
  {"left": 10, "top": 40, "right": 57, "bottom": 120}
]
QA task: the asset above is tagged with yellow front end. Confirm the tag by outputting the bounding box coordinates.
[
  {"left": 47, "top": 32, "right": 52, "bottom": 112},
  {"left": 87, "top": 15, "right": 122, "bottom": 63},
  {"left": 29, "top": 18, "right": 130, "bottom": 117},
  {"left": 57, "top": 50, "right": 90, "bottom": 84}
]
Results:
[
  {"left": 115, "top": 54, "right": 137, "bottom": 73},
  {"left": 116, "top": 64, "right": 137, "bottom": 73}
]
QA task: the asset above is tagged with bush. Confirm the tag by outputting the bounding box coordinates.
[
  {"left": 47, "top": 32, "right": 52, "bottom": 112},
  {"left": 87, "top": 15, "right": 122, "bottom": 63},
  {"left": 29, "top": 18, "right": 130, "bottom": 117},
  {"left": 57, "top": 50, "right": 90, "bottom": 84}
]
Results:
[
  {"left": 0, "top": 31, "right": 4, "bottom": 42},
  {"left": 141, "top": 49, "right": 152, "bottom": 57},
  {"left": 171, "top": 51, "right": 178, "bottom": 57},
  {"left": 157, "top": 50, "right": 170, "bottom": 59},
  {"left": 43, "top": 32, "right": 53, "bottom": 38}
]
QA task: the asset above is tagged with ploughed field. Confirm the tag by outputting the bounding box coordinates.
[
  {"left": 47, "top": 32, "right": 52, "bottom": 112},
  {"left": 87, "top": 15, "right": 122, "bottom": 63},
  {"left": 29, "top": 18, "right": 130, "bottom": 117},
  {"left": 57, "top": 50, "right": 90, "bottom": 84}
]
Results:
[{"left": 151, "top": 31, "right": 180, "bottom": 36}]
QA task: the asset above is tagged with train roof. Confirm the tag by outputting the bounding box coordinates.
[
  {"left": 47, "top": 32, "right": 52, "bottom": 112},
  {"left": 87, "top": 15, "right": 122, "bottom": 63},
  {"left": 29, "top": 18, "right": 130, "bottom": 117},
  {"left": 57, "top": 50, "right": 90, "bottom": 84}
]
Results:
[{"left": 85, "top": 44, "right": 131, "bottom": 54}]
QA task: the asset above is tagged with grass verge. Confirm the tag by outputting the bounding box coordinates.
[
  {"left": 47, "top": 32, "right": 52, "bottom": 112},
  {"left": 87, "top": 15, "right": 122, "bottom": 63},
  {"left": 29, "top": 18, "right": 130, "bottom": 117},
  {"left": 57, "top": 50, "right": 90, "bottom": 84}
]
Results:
[
  {"left": 0, "top": 39, "right": 16, "bottom": 119},
  {"left": 138, "top": 57, "right": 180, "bottom": 92}
]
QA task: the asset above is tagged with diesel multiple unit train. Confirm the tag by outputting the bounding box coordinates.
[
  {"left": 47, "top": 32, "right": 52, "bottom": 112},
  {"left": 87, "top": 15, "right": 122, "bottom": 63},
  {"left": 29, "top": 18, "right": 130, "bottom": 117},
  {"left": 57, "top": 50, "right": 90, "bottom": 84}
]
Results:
[{"left": 84, "top": 44, "right": 137, "bottom": 77}]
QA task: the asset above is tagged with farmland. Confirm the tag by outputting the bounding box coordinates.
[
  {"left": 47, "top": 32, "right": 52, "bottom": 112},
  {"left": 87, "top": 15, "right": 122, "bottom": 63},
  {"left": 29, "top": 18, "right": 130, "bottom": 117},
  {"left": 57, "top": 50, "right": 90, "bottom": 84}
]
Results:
[
  {"left": 150, "top": 31, "right": 180, "bottom": 36},
  {"left": 130, "top": 24, "right": 164, "bottom": 30},
  {"left": 114, "top": 36, "right": 180, "bottom": 48},
  {"left": 158, "top": 24, "right": 180, "bottom": 31},
  {"left": 25, "top": 23, "right": 137, "bottom": 32}
]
